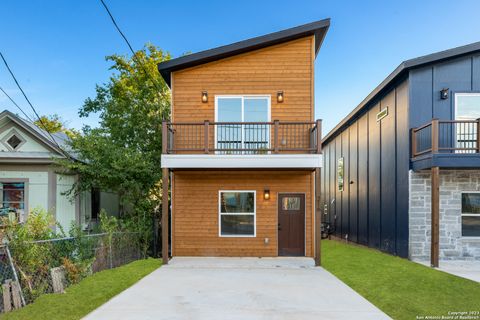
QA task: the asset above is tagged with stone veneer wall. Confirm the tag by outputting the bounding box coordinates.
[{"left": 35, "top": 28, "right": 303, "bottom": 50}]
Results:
[{"left": 409, "top": 170, "right": 480, "bottom": 261}]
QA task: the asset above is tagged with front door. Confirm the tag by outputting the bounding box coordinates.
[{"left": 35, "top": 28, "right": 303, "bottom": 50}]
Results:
[{"left": 278, "top": 193, "right": 305, "bottom": 256}]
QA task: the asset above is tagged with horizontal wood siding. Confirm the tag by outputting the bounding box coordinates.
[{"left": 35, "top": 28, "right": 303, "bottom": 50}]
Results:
[
  {"left": 172, "top": 37, "right": 314, "bottom": 123},
  {"left": 172, "top": 170, "right": 313, "bottom": 257}
]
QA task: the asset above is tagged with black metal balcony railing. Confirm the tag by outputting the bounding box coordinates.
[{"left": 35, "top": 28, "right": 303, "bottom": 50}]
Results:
[
  {"left": 161, "top": 120, "right": 322, "bottom": 154},
  {"left": 412, "top": 119, "right": 480, "bottom": 157}
]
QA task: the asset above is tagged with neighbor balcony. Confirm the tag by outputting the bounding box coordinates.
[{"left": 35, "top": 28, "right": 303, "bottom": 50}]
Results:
[
  {"left": 161, "top": 120, "right": 322, "bottom": 169},
  {"left": 411, "top": 119, "right": 480, "bottom": 170}
]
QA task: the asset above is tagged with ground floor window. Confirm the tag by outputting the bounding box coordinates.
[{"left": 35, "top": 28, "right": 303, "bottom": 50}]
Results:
[
  {"left": 461, "top": 192, "right": 480, "bottom": 237},
  {"left": 219, "top": 191, "right": 255, "bottom": 237},
  {"left": 0, "top": 182, "right": 25, "bottom": 221}
]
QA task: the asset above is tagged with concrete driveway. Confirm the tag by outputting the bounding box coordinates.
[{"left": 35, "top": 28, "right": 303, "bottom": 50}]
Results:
[{"left": 84, "top": 257, "right": 390, "bottom": 320}]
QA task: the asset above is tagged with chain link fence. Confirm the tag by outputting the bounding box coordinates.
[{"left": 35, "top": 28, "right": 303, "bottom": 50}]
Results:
[{"left": 0, "top": 232, "right": 143, "bottom": 313}]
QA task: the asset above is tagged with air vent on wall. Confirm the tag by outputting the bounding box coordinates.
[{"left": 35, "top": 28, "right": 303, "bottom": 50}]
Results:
[{"left": 376, "top": 107, "right": 388, "bottom": 122}]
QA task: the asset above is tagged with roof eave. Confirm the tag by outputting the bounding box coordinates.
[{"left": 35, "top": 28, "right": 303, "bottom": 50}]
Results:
[{"left": 158, "top": 18, "right": 330, "bottom": 87}]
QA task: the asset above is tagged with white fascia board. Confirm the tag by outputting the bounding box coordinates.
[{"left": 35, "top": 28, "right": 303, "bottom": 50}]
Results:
[{"left": 161, "top": 154, "right": 322, "bottom": 169}]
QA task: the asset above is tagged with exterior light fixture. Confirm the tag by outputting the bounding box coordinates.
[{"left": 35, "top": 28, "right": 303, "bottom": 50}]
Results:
[
  {"left": 264, "top": 189, "right": 270, "bottom": 200},
  {"left": 277, "top": 91, "right": 284, "bottom": 103},
  {"left": 440, "top": 88, "right": 449, "bottom": 100},
  {"left": 201, "top": 91, "right": 208, "bottom": 103}
]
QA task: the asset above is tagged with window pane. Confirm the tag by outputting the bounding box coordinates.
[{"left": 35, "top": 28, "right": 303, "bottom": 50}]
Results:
[
  {"left": 217, "top": 98, "right": 242, "bottom": 151},
  {"left": 220, "top": 192, "right": 254, "bottom": 213},
  {"left": 462, "top": 216, "right": 480, "bottom": 237},
  {"left": 456, "top": 94, "right": 480, "bottom": 120},
  {"left": 282, "top": 197, "right": 301, "bottom": 211},
  {"left": 217, "top": 98, "right": 242, "bottom": 122},
  {"left": 244, "top": 98, "right": 269, "bottom": 150},
  {"left": 462, "top": 193, "right": 480, "bottom": 214},
  {"left": 244, "top": 98, "right": 268, "bottom": 122},
  {"left": 1, "top": 182, "right": 25, "bottom": 218},
  {"left": 221, "top": 214, "right": 254, "bottom": 236}
]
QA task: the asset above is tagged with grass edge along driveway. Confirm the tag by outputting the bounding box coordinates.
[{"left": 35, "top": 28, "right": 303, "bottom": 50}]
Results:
[
  {"left": 1, "top": 258, "right": 161, "bottom": 320},
  {"left": 323, "top": 240, "right": 480, "bottom": 320}
]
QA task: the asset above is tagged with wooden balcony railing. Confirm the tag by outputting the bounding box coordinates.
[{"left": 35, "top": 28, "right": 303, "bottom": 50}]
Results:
[
  {"left": 411, "top": 119, "right": 480, "bottom": 157},
  {"left": 162, "top": 120, "right": 322, "bottom": 154}
]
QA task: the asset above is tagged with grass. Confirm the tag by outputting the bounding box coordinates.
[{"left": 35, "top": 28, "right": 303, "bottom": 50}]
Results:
[
  {"left": 1, "top": 258, "right": 161, "bottom": 320},
  {"left": 322, "top": 240, "right": 480, "bottom": 320}
]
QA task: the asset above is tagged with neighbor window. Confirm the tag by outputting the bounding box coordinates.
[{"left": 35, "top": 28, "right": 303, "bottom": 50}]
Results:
[
  {"left": 0, "top": 182, "right": 25, "bottom": 220},
  {"left": 219, "top": 191, "right": 255, "bottom": 237},
  {"left": 461, "top": 192, "right": 480, "bottom": 237},
  {"left": 337, "top": 157, "right": 344, "bottom": 192},
  {"left": 455, "top": 93, "right": 480, "bottom": 152},
  {"left": 215, "top": 96, "right": 270, "bottom": 153}
]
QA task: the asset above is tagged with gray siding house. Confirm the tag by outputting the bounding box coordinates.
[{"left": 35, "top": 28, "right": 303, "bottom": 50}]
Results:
[
  {"left": 0, "top": 110, "right": 119, "bottom": 230},
  {"left": 322, "top": 42, "right": 480, "bottom": 266}
]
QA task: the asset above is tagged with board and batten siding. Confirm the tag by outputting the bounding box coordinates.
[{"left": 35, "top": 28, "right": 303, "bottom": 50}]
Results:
[
  {"left": 322, "top": 79, "right": 410, "bottom": 257},
  {"left": 171, "top": 36, "right": 315, "bottom": 123},
  {"left": 409, "top": 53, "right": 480, "bottom": 128},
  {"left": 172, "top": 170, "right": 314, "bottom": 257}
]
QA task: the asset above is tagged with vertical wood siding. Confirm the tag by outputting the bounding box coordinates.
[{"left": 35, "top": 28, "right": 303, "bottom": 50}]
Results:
[
  {"left": 322, "top": 79, "right": 410, "bottom": 257},
  {"left": 172, "top": 170, "right": 314, "bottom": 257}
]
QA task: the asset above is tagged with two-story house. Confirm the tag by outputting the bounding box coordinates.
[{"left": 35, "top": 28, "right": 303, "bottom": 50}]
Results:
[
  {"left": 322, "top": 42, "right": 480, "bottom": 267},
  {"left": 158, "top": 19, "right": 330, "bottom": 265}
]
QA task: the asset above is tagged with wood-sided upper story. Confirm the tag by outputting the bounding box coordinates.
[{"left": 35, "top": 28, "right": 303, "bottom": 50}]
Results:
[{"left": 158, "top": 20, "right": 330, "bottom": 169}]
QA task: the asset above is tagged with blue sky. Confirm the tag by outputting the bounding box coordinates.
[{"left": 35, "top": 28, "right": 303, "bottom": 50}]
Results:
[{"left": 1, "top": 0, "right": 480, "bottom": 134}]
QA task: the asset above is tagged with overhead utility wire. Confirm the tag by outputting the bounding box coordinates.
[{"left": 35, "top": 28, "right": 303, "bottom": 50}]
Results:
[
  {"left": 99, "top": 0, "right": 167, "bottom": 99},
  {"left": 0, "top": 85, "right": 35, "bottom": 122},
  {"left": 0, "top": 52, "right": 68, "bottom": 156}
]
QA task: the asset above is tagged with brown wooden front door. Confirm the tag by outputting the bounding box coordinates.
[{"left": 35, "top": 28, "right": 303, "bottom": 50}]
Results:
[{"left": 278, "top": 193, "right": 305, "bottom": 256}]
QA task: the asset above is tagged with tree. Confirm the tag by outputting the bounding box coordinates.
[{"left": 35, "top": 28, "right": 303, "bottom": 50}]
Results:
[
  {"left": 34, "top": 114, "right": 78, "bottom": 139},
  {"left": 59, "top": 44, "right": 171, "bottom": 218}
]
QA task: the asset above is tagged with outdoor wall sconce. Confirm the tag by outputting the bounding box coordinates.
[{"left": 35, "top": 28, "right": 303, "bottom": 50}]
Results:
[
  {"left": 277, "top": 91, "right": 284, "bottom": 103},
  {"left": 440, "top": 88, "right": 449, "bottom": 100},
  {"left": 201, "top": 91, "right": 208, "bottom": 103},
  {"left": 264, "top": 189, "right": 270, "bottom": 200}
]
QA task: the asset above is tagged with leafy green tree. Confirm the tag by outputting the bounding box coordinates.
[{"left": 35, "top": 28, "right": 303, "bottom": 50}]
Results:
[
  {"left": 59, "top": 44, "right": 171, "bottom": 221},
  {"left": 34, "top": 114, "right": 78, "bottom": 138}
]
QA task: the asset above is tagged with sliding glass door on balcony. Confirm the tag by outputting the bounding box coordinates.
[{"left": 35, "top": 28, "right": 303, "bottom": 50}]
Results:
[
  {"left": 215, "top": 96, "right": 271, "bottom": 154},
  {"left": 454, "top": 93, "right": 480, "bottom": 153}
]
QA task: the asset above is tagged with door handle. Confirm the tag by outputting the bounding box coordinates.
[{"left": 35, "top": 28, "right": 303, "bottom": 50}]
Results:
[{"left": 278, "top": 223, "right": 282, "bottom": 231}]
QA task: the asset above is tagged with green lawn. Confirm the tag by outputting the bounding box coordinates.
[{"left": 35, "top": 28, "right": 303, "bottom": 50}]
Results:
[
  {"left": 1, "top": 258, "right": 161, "bottom": 320},
  {"left": 322, "top": 240, "right": 480, "bottom": 320}
]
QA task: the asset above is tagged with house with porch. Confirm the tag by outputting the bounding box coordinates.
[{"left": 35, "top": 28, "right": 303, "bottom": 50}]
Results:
[
  {"left": 158, "top": 19, "right": 330, "bottom": 264},
  {"left": 321, "top": 42, "right": 480, "bottom": 266},
  {"left": 0, "top": 110, "right": 120, "bottom": 230}
]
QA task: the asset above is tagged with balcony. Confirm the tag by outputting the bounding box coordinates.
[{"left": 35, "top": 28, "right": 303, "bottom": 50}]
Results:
[
  {"left": 411, "top": 119, "right": 480, "bottom": 170},
  {"left": 161, "top": 120, "right": 322, "bottom": 169}
]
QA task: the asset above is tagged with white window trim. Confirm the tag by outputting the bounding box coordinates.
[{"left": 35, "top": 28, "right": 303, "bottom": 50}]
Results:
[
  {"left": 454, "top": 92, "right": 480, "bottom": 120},
  {"left": 214, "top": 95, "right": 272, "bottom": 152},
  {"left": 218, "top": 190, "right": 256, "bottom": 238},
  {"left": 461, "top": 191, "right": 480, "bottom": 238}
]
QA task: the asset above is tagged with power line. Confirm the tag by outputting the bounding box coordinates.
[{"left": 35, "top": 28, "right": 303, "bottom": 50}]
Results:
[
  {"left": 0, "top": 85, "right": 35, "bottom": 122},
  {"left": 99, "top": 0, "right": 167, "bottom": 99},
  {"left": 0, "top": 51, "right": 68, "bottom": 156}
]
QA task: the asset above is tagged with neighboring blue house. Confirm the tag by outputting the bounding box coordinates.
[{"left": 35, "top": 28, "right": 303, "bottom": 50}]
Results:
[{"left": 322, "top": 42, "right": 480, "bottom": 266}]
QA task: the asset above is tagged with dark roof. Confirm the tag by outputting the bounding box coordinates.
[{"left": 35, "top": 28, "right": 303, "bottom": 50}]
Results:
[
  {"left": 157, "top": 19, "right": 330, "bottom": 87},
  {"left": 322, "top": 41, "right": 480, "bottom": 144}
]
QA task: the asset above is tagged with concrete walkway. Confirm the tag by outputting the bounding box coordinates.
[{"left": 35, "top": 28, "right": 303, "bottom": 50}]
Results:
[
  {"left": 414, "top": 259, "right": 480, "bottom": 283},
  {"left": 84, "top": 257, "right": 390, "bottom": 320}
]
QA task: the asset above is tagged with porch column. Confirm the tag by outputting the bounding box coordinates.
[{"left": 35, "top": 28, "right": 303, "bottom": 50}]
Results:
[
  {"left": 431, "top": 166, "right": 439, "bottom": 267},
  {"left": 162, "top": 168, "right": 169, "bottom": 265},
  {"left": 315, "top": 168, "right": 322, "bottom": 266}
]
